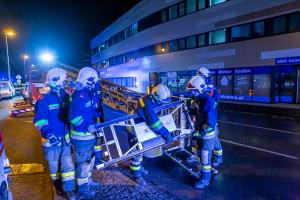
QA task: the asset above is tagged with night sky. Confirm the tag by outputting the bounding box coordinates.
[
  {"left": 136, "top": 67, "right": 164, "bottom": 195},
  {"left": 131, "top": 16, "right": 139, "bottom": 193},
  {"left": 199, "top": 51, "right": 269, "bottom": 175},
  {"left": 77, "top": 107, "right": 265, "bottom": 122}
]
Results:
[{"left": 0, "top": 0, "right": 140, "bottom": 76}]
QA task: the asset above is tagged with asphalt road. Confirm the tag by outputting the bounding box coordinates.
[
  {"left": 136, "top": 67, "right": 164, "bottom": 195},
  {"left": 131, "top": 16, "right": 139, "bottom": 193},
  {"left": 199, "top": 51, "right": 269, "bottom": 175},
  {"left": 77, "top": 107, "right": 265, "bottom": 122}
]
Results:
[{"left": 1, "top": 98, "right": 300, "bottom": 200}]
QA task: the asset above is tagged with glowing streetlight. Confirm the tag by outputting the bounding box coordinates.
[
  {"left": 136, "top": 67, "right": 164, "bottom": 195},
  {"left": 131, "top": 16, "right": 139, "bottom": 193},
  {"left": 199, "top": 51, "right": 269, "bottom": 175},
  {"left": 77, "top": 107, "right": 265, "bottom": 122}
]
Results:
[
  {"left": 23, "top": 54, "right": 29, "bottom": 80},
  {"left": 40, "top": 52, "right": 54, "bottom": 63},
  {"left": 3, "top": 29, "right": 16, "bottom": 81}
]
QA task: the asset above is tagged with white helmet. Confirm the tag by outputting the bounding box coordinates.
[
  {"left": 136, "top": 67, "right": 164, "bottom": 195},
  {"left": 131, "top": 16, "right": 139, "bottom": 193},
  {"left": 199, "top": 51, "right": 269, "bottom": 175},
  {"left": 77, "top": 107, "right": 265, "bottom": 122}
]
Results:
[
  {"left": 45, "top": 68, "right": 67, "bottom": 86},
  {"left": 196, "top": 67, "right": 210, "bottom": 78},
  {"left": 151, "top": 84, "right": 171, "bottom": 103},
  {"left": 76, "top": 67, "right": 99, "bottom": 88},
  {"left": 187, "top": 76, "right": 207, "bottom": 94}
]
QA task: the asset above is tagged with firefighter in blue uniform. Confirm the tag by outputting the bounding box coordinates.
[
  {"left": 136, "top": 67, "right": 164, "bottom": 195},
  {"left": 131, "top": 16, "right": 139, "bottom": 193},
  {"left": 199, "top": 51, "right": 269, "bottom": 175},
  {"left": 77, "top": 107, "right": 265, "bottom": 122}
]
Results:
[
  {"left": 130, "top": 84, "right": 174, "bottom": 186},
  {"left": 187, "top": 75, "right": 216, "bottom": 188},
  {"left": 33, "top": 68, "right": 75, "bottom": 200},
  {"left": 197, "top": 67, "right": 223, "bottom": 167},
  {"left": 68, "top": 67, "right": 101, "bottom": 199},
  {"left": 92, "top": 81, "right": 104, "bottom": 170}
]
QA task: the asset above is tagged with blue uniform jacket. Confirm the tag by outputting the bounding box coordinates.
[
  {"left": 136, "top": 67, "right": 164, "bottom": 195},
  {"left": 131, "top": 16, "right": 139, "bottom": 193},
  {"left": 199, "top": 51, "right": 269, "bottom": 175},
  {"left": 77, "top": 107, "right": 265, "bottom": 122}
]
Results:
[
  {"left": 68, "top": 88, "right": 95, "bottom": 137},
  {"left": 194, "top": 93, "right": 216, "bottom": 135},
  {"left": 33, "top": 88, "right": 70, "bottom": 139},
  {"left": 137, "top": 94, "right": 171, "bottom": 139},
  {"left": 92, "top": 82, "right": 104, "bottom": 120}
]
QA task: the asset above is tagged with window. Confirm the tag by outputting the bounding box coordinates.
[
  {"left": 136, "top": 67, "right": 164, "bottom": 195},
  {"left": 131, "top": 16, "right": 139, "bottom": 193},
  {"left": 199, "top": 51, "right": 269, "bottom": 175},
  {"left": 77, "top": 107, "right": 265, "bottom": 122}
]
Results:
[
  {"left": 273, "top": 16, "right": 286, "bottom": 34},
  {"left": 162, "top": 10, "right": 167, "bottom": 22},
  {"left": 210, "top": 0, "right": 226, "bottom": 6},
  {"left": 170, "top": 40, "right": 178, "bottom": 52},
  {"left": 132, "top": 23, "right": 138, "bottom": 35},
  {"left": 179, "top": 38, "right": 186, "bottom": 50},
  {"left": 198, "top": 0, "right": 206, "bottom": 10},
  {"left": 289, "top": 12, "right": 300, "bottom": 32},
  {"left": 186, "top": 36, "right": 196, "bottom": 49},
  {"left": 231, "top": 24, "right": 251, "bottom": 41},
  {"left": 209, "top": 29, "right": 226, "bottom": 45},
  {"left": 234, "top": 74, "right": 252, "bottom": 101},
  {"left": 218, "top": 74, "right": 233, "bottom": 97},
  {"left": 254, "top": 21, "right": 265, "bottom": 37},
  {"left": 169, "top": 5, "right": 178, "bottom": 20},
  {"left": 253, "top": 74, "right": 271, "bottom": 102},
  {"left": 187, "top": 0, "right": 196, "bottom": 14},
  {"left": 198, "top": 34, "right": 206, "bottom": 46},
  {"left": 167, "top": 72, "right": 178, "bottom": 92},
  {"left": 156, "top": 42, "right": 169, "bottom": 54},
  {"left": 179, "top": 2, "right": 185, "bottom": 17}
]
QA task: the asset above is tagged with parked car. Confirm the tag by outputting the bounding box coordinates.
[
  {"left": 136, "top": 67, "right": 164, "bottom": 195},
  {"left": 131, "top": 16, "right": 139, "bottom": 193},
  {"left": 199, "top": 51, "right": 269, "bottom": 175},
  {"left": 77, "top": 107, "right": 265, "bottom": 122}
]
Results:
[
  {"left": 0, "top": 131, "right": 12, "bottom": 200},
  {"left": 0, "top": 81, "right": 15, "bottom": 99}
]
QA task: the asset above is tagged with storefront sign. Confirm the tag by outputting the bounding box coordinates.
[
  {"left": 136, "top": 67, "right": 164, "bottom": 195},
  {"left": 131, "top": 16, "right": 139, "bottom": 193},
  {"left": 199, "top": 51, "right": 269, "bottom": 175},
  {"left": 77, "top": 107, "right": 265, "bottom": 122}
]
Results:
[{"left": 275, "top": 56, "right": 300, "bottom": 65}]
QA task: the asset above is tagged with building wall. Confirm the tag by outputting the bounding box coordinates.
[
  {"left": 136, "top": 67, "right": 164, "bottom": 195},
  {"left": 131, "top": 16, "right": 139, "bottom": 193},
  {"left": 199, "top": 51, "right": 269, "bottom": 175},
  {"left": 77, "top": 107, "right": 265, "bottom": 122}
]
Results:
[{"left": 91, "top": 0, "right": 300, "bottom": 93}]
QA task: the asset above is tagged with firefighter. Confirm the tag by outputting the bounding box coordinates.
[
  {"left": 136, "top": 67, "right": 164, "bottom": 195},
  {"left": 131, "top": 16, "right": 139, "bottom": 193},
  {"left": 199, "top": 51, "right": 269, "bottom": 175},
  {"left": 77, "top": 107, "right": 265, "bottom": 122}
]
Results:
[
  {"left": 92, "top": 81, "right": 104, "bottom": 170},
  {"left": 197, "top": 67, "right": 223, "bottom": 167},
  {"left": 130, "top": 84, "right": 174, "bottom": 186},
  {"left": 33, "top": 68, "right": 75, "bottom": 199},
  {"left": 68, "top": 67, "right": 101, "bottom": 199},
  {"left": 187, "top": 76, "right": 216, "bottom": 189}
]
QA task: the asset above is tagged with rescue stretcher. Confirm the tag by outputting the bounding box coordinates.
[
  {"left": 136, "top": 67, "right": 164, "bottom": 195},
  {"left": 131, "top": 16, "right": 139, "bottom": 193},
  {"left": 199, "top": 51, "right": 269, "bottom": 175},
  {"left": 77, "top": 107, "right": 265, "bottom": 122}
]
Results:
[{"left": 93, "top": 98, "right": 217, "bottom": 178}]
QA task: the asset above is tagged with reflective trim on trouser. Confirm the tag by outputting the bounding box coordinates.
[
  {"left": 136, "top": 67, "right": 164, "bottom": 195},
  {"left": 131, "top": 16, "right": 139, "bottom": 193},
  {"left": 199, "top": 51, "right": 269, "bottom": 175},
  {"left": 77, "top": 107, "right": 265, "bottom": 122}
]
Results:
[
  {"left": 62, "top": 171, "right": 75, "bottom": 182},
  {"left": 77, "top": 177, "right": 89, "bottom": 186},
  {"left": 94, "top": 145, "right": 102, "bottom": 152},
  {"left": 130, "top": 155, "right": 142, "bottom": 176},
  {"left": 214, "top": 149, "right": 223, "bottom": 156},
  {"left": 50, "top": 173, "right": 60, "bottom": 181},
  {"left": 201, "top": 165, "right": 211, "bottom": 173}
]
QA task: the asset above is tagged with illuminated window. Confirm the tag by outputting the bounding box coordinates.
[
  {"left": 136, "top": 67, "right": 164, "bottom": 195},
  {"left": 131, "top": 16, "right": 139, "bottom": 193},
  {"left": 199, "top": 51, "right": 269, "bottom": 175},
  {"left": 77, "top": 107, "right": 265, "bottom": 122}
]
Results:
[
  {"left": 210, "top": 0, "right": 226, "bottom": 6},
  {"left": 209, "top": 29, "right": 226, "bottom": 45}
]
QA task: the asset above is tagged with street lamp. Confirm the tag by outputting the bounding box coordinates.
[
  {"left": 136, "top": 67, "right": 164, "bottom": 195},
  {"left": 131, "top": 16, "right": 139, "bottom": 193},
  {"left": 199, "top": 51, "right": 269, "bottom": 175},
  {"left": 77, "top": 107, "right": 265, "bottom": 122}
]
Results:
[
  {"left": 3, "top": 29, "right": 15, "bottom": 82},
  {"left": 23, "top": 54, "right": 29, "bottom": 80}
]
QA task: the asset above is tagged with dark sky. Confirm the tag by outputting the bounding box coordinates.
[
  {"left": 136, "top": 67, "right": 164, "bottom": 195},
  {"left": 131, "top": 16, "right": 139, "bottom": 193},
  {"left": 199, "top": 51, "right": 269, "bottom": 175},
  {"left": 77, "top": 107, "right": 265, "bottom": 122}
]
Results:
[{"left": 0, "top": 0, "right": 140, "bottom": 76}]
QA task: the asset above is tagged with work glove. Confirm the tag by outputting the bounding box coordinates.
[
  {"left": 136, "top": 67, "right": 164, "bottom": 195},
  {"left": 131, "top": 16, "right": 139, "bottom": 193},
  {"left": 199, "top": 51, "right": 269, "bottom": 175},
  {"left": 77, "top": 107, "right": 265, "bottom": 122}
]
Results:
[
  {"left": 88, "top": 124, "right": 97, "bottom": 133},
  {"left": 47, "top": 134, "right": 61, "bottom": 147},
  {"left": 164, "top": 134, "right": 174, "bottom": 144}
]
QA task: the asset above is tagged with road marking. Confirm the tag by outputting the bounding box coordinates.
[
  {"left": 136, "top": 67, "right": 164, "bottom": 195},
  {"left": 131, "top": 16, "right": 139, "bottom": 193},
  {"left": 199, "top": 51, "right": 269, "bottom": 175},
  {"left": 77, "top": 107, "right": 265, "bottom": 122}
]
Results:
[
  {"left": 220, "top": 139, "right": 299, "bottom": 160},
  {"left": 218, "top": 120, "right": 300, "bottom": 136}
]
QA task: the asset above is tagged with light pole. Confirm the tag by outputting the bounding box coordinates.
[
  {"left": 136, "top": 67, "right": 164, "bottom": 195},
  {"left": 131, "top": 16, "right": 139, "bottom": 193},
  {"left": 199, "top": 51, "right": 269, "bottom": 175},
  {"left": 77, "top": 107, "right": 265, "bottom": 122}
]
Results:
[
  {"left": 3, "top": 30, "right": 15, "bottom": 82},
  {"left": 23, "top": 54, "right": 29, "bottom": 81}
]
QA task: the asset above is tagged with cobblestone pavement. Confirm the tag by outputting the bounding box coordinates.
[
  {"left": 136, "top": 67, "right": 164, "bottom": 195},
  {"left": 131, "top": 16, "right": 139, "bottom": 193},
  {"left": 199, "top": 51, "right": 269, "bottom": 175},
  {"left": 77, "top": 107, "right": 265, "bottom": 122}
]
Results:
[{"left": 90, "top": 166, "right": 178, "bottom": 200}]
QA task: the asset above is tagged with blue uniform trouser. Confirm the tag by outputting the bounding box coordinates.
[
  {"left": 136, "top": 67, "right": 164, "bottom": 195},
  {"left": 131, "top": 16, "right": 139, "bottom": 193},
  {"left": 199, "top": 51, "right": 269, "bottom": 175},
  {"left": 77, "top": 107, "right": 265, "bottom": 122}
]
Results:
[
  {"left": 43, "top": 140, "right": 75, "bottom": 192},
  {"left": 196, "top": 137, "right": 215, "bottom": 181},
  {"left": 93, "top": 136, "right": 103, "bottom": 170},
  {"left": 72, "top": 138, "right": 95, "bottom": 194},
  {"left": 214, "top": 124, "right": 223, "bottom": 159}
]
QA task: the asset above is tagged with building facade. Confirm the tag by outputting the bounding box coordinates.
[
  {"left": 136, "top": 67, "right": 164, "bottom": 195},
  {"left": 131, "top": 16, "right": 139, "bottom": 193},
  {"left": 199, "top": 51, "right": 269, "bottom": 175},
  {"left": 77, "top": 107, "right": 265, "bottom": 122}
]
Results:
[{"left": 91, "top": 0, "right": 300, "bottom": 104}]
